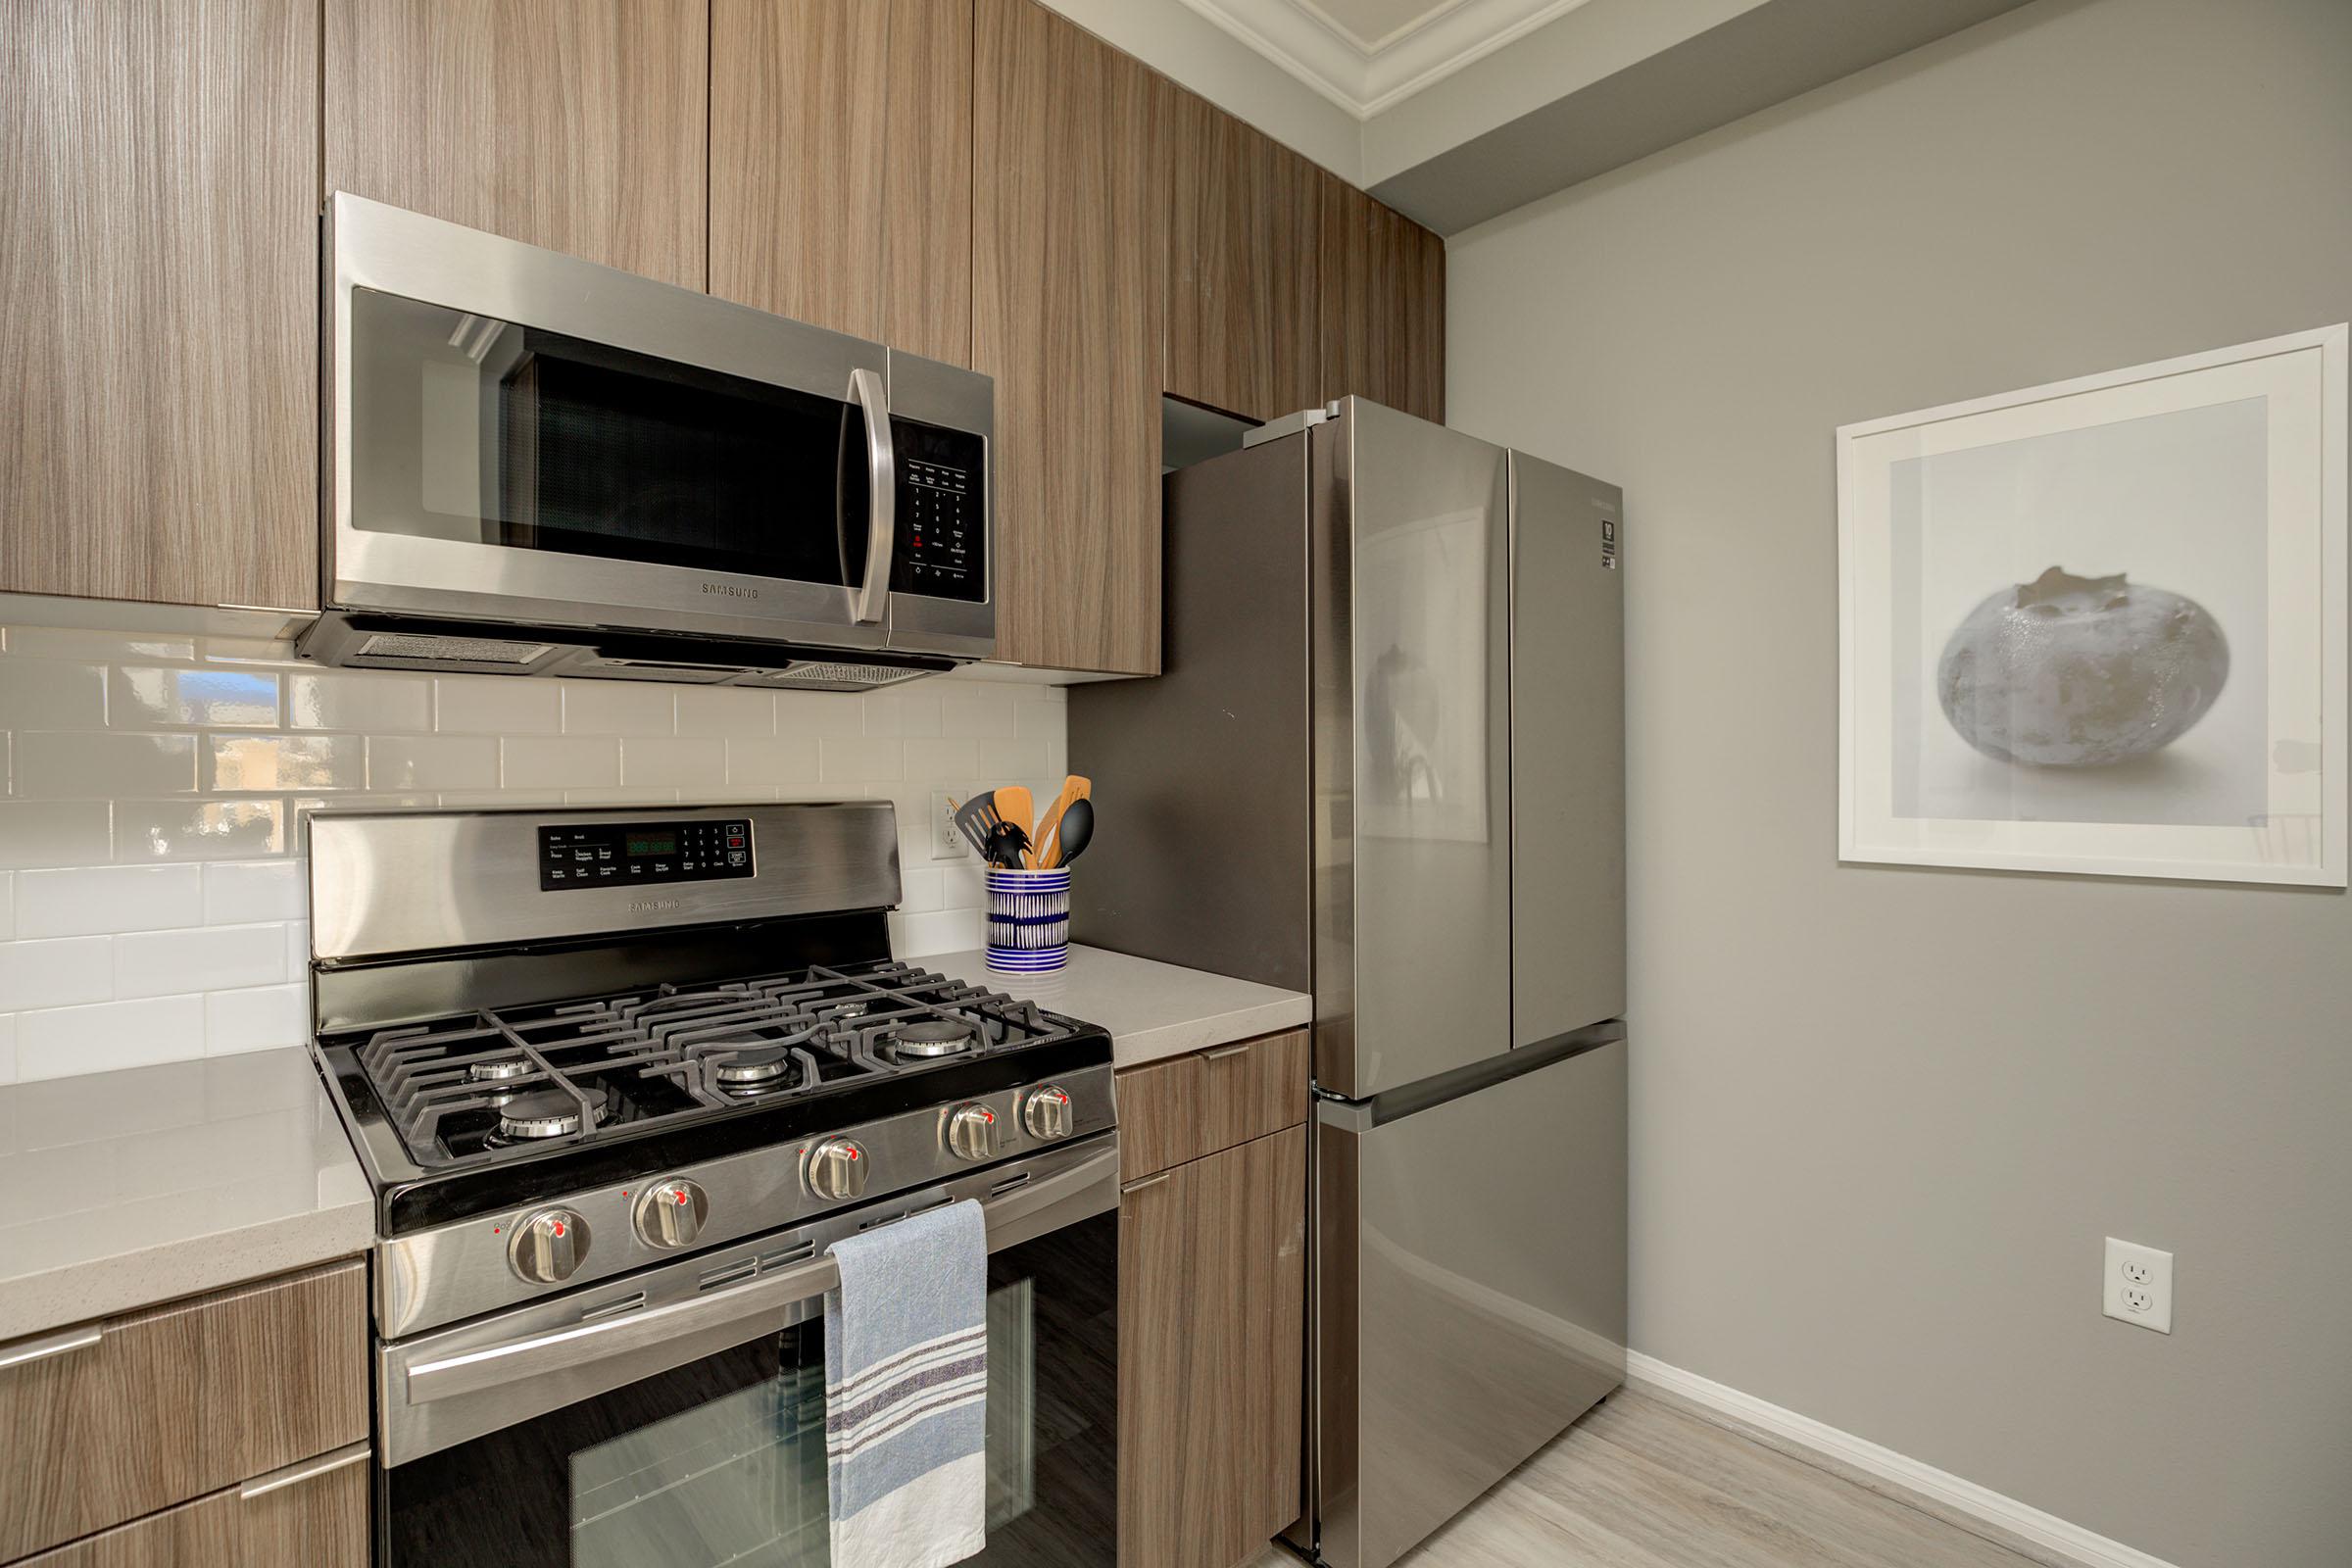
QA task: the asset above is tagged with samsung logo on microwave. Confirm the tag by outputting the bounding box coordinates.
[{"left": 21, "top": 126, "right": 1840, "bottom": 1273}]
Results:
[{"left": 702, "top": 581, "right": 760, "bottom": 600}]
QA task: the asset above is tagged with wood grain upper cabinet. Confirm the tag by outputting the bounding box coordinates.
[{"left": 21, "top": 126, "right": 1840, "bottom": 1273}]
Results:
[
  {"left": 0, "top": 0, "right": 318, "bottom": 610},
  {"left": 1120, "top": 1125, "right": 1308, "bottom": 1568},
  {"left": 1165, "top": 90, "right": 1320, "bottom": 424},
  {"left": 973, "top": 0, "right": 1168, "bottom": 675},
  {"left": 325, "top": 0, "right": 709, "bottom": 289},
  {"left": 1317, "top": 173, "right": 1446, "bottom": 423},
  {"left": 711, "top": 0, "right": 973, "bottom": 366}
]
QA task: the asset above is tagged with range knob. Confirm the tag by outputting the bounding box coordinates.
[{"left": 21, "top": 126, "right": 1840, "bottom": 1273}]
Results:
[
  {"left": 1023, "top": 1085, "right": 1074, "bottom": 1142},
  {"left": 509, "top": 1207, "right": 590, "bottom": 1285},
  {"left": 945, "top": 1102, "right": 1001, "bottom": 1162},
  {"left": 633, "top": 1178, "right": 709, "bottom": 1250},
  {"left": 807, "top": 1137, "right": 868, "bottom": 1201}
]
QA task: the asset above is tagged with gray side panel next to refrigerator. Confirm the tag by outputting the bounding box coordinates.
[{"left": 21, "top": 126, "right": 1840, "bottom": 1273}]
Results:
[
  {"left": 1313, "top": 1034, "right": 1629, "bottom": 1568},
  {"left": 1066, "top": 439, "right": 1313, "bottom": 989},
  {"left": 1510, "top": 451, "right": 1628, "bottom": 1044},
  {"left": 1311, "top": 401, "right": 1513, "bottom": 1099}
]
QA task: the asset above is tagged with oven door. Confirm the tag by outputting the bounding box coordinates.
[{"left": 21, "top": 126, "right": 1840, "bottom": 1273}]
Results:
[
  {"left": 326, "top": 193, "right": 992, "bottom": 661},
  {"left": 377, "top": 1140, "right": 1115, "bottom": 1568}
]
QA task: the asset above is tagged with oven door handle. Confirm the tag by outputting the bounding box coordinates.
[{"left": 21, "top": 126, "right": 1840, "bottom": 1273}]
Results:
[
  {"left": 401, "top": 1141, "right": 1116, "bottom": 1410},
  {"left": 846, "top": 367, "right": 895, "bottom": 626}
]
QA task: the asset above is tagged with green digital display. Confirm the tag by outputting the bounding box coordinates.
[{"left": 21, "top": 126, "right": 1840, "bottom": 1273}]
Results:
[{"left": 626, "top": 833, "right": 677, "bottom": 858}]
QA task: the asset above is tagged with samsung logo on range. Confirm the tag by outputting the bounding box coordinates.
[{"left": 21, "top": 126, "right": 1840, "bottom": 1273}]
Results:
[
  {"left": 630, "top": 898, "right": 680, "bottom": 913},
  {"left": 702, "top": 581, "right": 760, "bottom": 599}
]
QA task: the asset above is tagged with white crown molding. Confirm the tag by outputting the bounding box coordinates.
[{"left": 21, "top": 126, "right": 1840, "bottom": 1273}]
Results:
[{"left": 1174, "top": 0, "right": 1597, "bottom": 119}]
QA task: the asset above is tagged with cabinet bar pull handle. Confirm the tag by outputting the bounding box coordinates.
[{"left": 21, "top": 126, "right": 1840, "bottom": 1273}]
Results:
[
  {"left": 0, "top": 1323, "right": 101, "bottom": 1372},
  {"left": 1121, "top": 1170, "right": 1174, "bottom": 1194},
  {"left": 239, "top": 1441, "right": 371, "bottom": 1501},
  {"left": 1203, "top": 1043, "right": 1251, "bottom": 1060}
]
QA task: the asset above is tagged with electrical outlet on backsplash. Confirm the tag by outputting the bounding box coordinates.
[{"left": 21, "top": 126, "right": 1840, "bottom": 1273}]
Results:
[{"left": 0, "top": 620, "right": 1068, "bottom": 1084}]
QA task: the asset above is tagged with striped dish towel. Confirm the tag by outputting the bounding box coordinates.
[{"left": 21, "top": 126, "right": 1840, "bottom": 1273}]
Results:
[{"left": 824, "top": 1199, "right": 990, "bottom": 1568}]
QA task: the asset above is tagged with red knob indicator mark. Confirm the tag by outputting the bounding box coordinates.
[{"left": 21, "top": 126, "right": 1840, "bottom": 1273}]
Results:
[
  {"left": 672, "top": 1190, "right": 690, "bottom": 1205},
  {"left": 982, "top": 1109, "right": 995, "bottom": 1123},
  {"left": 551, "top": 1221, "right": 566, "bottom": 1238},
  {"left": 848, "top": 1148, "right": 860, "bottom": 1160}
]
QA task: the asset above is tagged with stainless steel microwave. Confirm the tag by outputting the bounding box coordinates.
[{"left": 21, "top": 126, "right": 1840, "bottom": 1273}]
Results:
[{"left": 297, "top": 193, "right": 993, "bottom": 691}]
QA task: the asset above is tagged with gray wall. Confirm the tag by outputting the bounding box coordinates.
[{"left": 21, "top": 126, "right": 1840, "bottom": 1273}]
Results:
[{"left": 1444, "top": 2, "right": 2352, "bottom": 1563}]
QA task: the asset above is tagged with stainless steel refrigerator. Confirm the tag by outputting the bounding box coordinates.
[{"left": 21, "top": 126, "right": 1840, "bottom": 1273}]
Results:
[{"left": 1070, "top": 398, "right": 1628, "bottom": 1568}]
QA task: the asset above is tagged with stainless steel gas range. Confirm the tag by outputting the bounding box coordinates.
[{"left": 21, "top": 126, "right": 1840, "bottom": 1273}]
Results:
[{"left": 305, "top": 802, "right": 1118, "bottom": 1568}]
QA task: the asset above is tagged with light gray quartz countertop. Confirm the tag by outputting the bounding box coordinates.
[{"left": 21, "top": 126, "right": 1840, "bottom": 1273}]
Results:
[
  {"left": 0, "top": 1048, "right": 373, "bottom": 1344},
  {"left": 911, "top": 944, "right": 1310, "bottom": 1069}
]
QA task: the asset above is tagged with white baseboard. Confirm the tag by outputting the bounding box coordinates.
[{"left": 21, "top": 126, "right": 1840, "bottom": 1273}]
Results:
[{"left": 1624, "top": 1352, "right": 2180, "bottom": 1568}]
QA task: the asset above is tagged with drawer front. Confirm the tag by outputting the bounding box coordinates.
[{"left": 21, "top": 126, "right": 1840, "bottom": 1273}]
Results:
[
  {"left": 1116, "top": 1028, "right": 1308, "bottom": 1181},
  {"left": 14, "top": 1444, "right": 369, "bottom": 1568},
  {"left": 0, "top": 1260, "right": 368, "bottom": 1561}
]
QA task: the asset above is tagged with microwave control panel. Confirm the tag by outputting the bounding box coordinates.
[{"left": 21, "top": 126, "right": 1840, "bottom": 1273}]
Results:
[
  {"left": 539, "top": 819, "right": 754, "bottom": 891},
  {"left": 891, "top": 417, "right": 987, "bottom": 603}
]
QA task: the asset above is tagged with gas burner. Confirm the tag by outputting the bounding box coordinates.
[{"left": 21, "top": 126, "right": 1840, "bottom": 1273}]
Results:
[
  {"left": 711, "top": 1044, "right": 795, "bottom": 1090},
  {"left": 891, "top": 1019, "right": 977, "bottom": 1058},
  {"left": 495, "top": 1086, "right": 609, "bottom": 1143},
  {"left": 468, "top": 1056, "right": 533, "bottom": 1083}
]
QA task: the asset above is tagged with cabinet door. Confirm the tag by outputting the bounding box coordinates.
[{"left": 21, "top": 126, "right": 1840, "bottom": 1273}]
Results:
[
  {"left": 1316, "top": 174, "right": 1446, "bottom": 423},
  {"left": 0, "top": 0, "right": 318, "bottom": 610},
  {"left": 711, "top": 0, "right": 972, "bottom": 366},
  {"left": 1119, "top": 1125, "right": 1307, "bottom": 1568},
  {"left": 326, "top": 0, "right": 708, "bottom": 289},
  {"left": 973, "top": 0, "right": 1167, "bottom": 675},
  {"left": 1165, "top": 90, "right": 1319, "bottom": 424}
]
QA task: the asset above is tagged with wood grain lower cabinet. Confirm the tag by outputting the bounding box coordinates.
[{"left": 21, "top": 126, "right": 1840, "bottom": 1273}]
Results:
[
  {"left": 1119, "top": 1124, "right": 1308, "bottom": 1568},
  {"left": 0, "top": 1261, "right": 368, "bottom": 1563},
  {"left": 13, "top": 1447, "right": 368, "bottom": 1568},
  {"left": 1116, "top": 1028, "right": 1309, "bottom": 1182},
  {"left": 0, "top": 0, "right": 318, "bottom": 611},
  {"left": 710, "top": 0, "right": 973, "bottom": 366},
  {"left": 973, "top": 0, "right": 1169, "bottom": 676},
  {"left": 1165, "top": 89, "right": 1320, "bottom": 425},
  {"left": 326, "top": 0, "right": 710, "bottom": 290},
  {"left": 1317, "top": 173, "right": 1446, "bottom": 424}
]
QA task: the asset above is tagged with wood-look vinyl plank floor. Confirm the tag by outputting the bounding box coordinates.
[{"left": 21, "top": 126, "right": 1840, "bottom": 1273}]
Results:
[{"left": 1247, "top": 1391, "right": 2047, "bottom": 1568}]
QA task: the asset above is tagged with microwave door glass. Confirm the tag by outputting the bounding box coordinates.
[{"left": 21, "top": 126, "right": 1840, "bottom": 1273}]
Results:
[{"left": 347, "top": 287, "right": 868, "bottom": 589}]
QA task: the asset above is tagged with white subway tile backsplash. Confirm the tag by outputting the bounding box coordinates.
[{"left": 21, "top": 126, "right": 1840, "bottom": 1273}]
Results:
[
  {"left": 204, "top": 861, "right": 306, "bottom": 924},
  {"left": 18, "top": 864, "right": 204, "bottom": 937},
  {"left": 368, "top": 735, "right": 499, "bottom": 791},
  {"left": 110, "top": 665, "right": 278, "bottom": 728},
  {"left": 116, "top": 923, "right": 285, "bottom": 999},
  {"left": 819, "top": 737, "right": 903, "bottom": 782},
  {"left": 563, "top": 682, "right": 674, "bottom": 736},
  {"left": 288, "top": 670, "right": 431, "bottom": 732},
  {"left": 17, "top": 731, "right": 198, "bottom": 798},
  {"left": 436, "top": 676, "right": 563, "bottom": 735},
  {"left": 0, "top": 660, "right": 107, "bottom": 727},
  {"left": 0, "top": 633, "right": 1061, "bottom": 1078},
  {"left": 16, "top": 996, "right": 206, "bottom": 1080},
  {"left": 116, "top": 799, "right": 284, "bottom": 861},
  {"left": 619, "top": 737, "right": 727, "bottom": 787},
  {"left": 0, "top": 936, "right": 116, "bottom": 1009},
  {"left": 204, "top": 984, "right": 309, "bottom": 1055},
  {"left": 206, "top": 733, "right": 366, "bottom": 792},
  {"left": 724, "top": 738, "right": 819, "bottom": 786},
  {"left": 502, "top": 736, "right": 623, "bottom": 791},
  {"left": 0, "top": 802, "right": 114, "bottom": 869},
  {"left": 676, "top": 688, "right": 775, "bottom": 739}
]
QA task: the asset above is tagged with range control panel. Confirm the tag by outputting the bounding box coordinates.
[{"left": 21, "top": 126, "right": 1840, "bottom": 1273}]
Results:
[
  {"left": 890, "top": 416, "right": 987, "bottom": 604},
  {"left": 539, "top": 818, "right": 754, "bottom": 891}
]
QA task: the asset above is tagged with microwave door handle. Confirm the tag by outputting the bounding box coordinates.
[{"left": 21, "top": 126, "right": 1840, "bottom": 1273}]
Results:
[
  {"left": 400, "top": 1141, "right": 1116, "bottom": 1410},
  {"left": 847, "top": 367, "right": 895, "bottom": 625}
]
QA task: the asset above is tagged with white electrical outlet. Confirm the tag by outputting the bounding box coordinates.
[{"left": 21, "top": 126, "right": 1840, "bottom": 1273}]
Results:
[
  {"left": 2103, "top": 1238, "right": 2174, "bottom": 1334},
  {"left": 931, "top": 790, "right": 968, "bottom": 861}
]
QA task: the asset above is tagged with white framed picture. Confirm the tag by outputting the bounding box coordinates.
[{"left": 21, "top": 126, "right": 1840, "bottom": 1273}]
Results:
[{"left": 1838, "top": 325, "right": 2347, "bottom": 886}]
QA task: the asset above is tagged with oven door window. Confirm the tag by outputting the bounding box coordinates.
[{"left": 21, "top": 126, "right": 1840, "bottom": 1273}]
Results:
[
  {"left": 379, "top": 1211, "right": 1116, "bottom": 1568},
  {"left": 347, "top": 287, "right": 872, "bottom": 588}
]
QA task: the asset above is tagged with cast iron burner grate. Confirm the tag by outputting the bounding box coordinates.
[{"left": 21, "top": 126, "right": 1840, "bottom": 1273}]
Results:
[{"left": 344, "top": 959, "right": 1066, "bottom": 1168}]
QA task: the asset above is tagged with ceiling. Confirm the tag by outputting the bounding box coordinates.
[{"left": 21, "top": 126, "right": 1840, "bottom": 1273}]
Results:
[{"left": 1175, "top": 0, "right": 1594, "bottom": 117}]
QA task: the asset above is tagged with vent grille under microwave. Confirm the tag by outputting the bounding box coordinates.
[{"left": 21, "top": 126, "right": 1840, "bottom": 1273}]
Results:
[{"left": 355, "top": 631, "right": 559, "bottom": 665}]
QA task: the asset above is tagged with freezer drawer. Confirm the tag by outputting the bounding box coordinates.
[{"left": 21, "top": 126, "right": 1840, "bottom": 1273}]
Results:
[{"left": 1312, "top": 1032, "right": 1627, "bottom": 1568}]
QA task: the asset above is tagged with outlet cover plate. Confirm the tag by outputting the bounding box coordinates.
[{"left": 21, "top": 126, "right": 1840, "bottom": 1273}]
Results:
[
  {"left": 930, "top": 790, "right": 969, "bottom": 861},
  {"left": 2103, "top": 1237, "right": 2174, "bottom": 1333}
]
